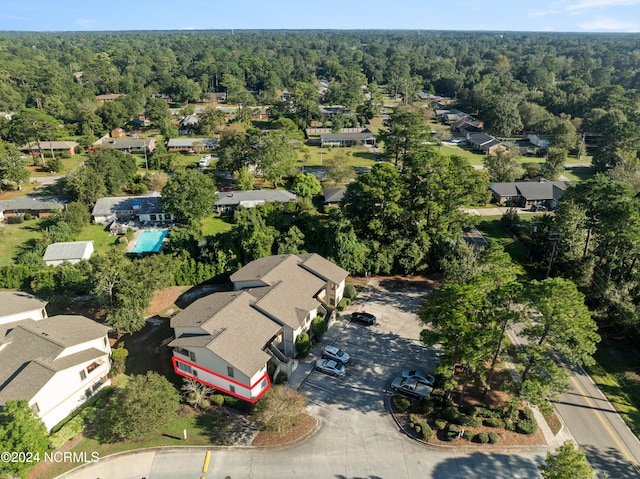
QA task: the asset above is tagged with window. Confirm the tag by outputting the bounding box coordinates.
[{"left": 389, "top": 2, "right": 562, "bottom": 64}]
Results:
[
  {"left": 80, "top": 369, "right": 87, "bottom": 381},
  {"left": 229, "top": 384, "right": 235, "bottom": 394},
  {"left": 176, "top": 348, "right": 189, "bottom": 357},
  {"left": 104, "top": 337, "right": 108, "bottom": 347},
  {"left": 31, "top": 403, "right": 39, "bottom": 413},
  {"left": 177, "top": 362, "right": 192, "bottom": 375},
  {"left": 329, "top": 298, "right": 335, "bottom": 306},
  {"left": 227, "top": 366, "right": 234, "bottom": 378},
  {"left": 261, "top": 378, "right": 268, "bottom": 389},
  {"left": 189, "top": 351, "right": 196, "bottom": 362},
  {"left": 330, "top": 283, "right": 336, "bottom": 290},
  {"left": 150, "top": 214, "right": 157, "bottom": 221}
]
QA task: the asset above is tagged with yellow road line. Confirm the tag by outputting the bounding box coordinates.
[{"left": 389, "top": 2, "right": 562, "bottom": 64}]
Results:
[
  {"left": 570, "top": 375, "right": 640, "bottom": 474},
  {"left": 202, "top": 450, "right": 212, "bottom": 473}
]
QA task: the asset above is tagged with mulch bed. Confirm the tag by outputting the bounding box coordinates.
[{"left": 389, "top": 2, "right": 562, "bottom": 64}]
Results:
[{"left": 251, "top": 413, "right": 317, "bottom": 447}]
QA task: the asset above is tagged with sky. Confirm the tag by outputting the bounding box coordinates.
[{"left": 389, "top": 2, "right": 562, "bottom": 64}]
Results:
[{"left": 1, "top": 0, "right": 640, "bottom": 33}]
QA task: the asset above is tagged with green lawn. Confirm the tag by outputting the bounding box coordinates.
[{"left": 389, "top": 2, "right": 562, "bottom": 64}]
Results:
[
  {"left": 76, "top": 224, "right": 121, "bottom": 254},
  {"left": 586, "top": 340, "right": 640, "bottom": 438},
  {"left": 476, "top": 216, "right": 531, "bottom": 278},
  {"left": 298, "top": 146, "right": 377, "bottom": 168},
  {"left": 31, "top": 409, "right": 231, "bottom": 479},
  {"left": 201, "top": 215, "right": 234, "bottom": 236},
  {"left": 0, "top": 220, "right": 44, "bottom": 265}
]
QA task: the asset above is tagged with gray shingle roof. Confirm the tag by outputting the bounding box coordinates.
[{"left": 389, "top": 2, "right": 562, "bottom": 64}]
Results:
[
  {"left": 166, "top": 138, "right": 218, "bottom": 149},
  {"left": 21, "top": 141, "right": 78, "bottom": 151},
  {"left": 490, "top": 180, "right": 569, "bottom": 201},
  {"left": 320, "top": 132, "right": 375, "bottom": 142},
  {"left": 0, "top": 292, "right": 48, "bottom": 319},
  {"left": 170, "top": 291, "right": 281, "bottom": 377},
  {"left": 91, "top": 192, "right": 164, "bottom": 218},
  {"left": 43, "top": 241, "right": 93, "bottom": 263},
  {"left": 0, "top": 316, "right": 109, "bottom": 404},
  {"left": 322, "top": 188, "right": 346, "bottom": 204},
  {"left": 215, "top": 190, "right": 296, "bottom": 208},
  {"left": 0, "top": 195, "right": 68, "bottom": 213},
  {"left": 100, "top": 139, "right": 153, "bottom": 150}
]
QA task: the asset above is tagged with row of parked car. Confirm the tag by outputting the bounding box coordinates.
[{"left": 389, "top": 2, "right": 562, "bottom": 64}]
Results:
[{"left": 314, "top": 311, "right": 377, "bottom": 377}]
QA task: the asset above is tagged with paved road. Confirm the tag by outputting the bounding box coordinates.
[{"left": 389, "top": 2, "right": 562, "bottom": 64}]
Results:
[
  {"left": 58, "top": 279, "right": 548, "bottom": 479},
  {"left": 552, "top": 363, "right": 640, "bottom": 479}
]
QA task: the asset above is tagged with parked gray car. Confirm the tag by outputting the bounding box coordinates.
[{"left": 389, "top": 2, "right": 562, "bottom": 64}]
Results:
[
  {"left": 315, "top": 359, "right": 346, "bottom": 377},
  {"left": 391, "top": 377, "right": 433, "bottom": 398}
]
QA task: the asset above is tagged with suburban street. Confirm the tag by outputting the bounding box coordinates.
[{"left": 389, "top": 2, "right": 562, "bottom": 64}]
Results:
[
  {"left": 59, "top": 278, "right": 547, "bottom": 479},
  {"left": 552, "top": 364, "right": 640, "bottom": 478}
]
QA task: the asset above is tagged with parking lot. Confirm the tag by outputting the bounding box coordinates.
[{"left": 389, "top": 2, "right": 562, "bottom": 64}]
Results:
[{"left": 300, "top": 277, "right": 440, "bottom": 412}]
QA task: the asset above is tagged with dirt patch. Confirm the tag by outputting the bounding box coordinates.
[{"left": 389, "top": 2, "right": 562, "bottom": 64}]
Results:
[
  {"left": 251, "top": 413, "right": 317, "bottom": 447},
  {"left": 145, "top": 285, "right": 189, "bottom": 317}
]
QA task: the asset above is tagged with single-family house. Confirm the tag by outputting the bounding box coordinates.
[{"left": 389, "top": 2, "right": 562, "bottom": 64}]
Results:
[
  {"left": 320, "top": 129, "right": 376, "bottom": 147},
  {"left": 99, "top": 138, "right": 156, "bottom": 154},
  {"left": 95, "top": 94, "right": 122, "bottom": 103},
  {"left": 21, "top": 141, "right": 78, "bottom": 157},
  {"left": 91, "top": 192, "right": 172, "bottom": 224},
  {"left": 215, "top": 190, "right": 297, "bottom": 214},
  {"left": 0, "top": 314, "right": 111, "bottom": 431},
  {"left": 467, "top": 133, "right": 507, "bottom": 155},
  {"left": 43, "top": 241, "right": 94, "bottom": 266},
  {"left": 166, "top": 138, "right": 219, "bottom": 153},
  {"left": 489, "top": 178, "right": 570, "bottom": 208},
  {"left": 178, "top": 115, "right": 199, "bottom": 135},
  {"left": 0, "top": 291, "right": 48, "bottom": 325},
  {"left": 451, "top": 119, "right": 484, "bottom": 135},
  {"left": 322, "top": 187, "right": 346, "bottom": 207},
  {"left": 319, "top": 106, "right": 352, "bottom": 118},
  {"left": 527, "top": 134, "right": 551, "bottom": 149},
  {"left": 170, "top": 253, "right": 349, "bottom": 403},
  {"left": 0, "top": 195, "right": 68, "bottom": 221}
]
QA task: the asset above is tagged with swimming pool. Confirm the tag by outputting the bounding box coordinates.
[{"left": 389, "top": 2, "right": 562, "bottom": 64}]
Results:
[{"left": 130, "top": 229, "right": 169, "bottom": 254}]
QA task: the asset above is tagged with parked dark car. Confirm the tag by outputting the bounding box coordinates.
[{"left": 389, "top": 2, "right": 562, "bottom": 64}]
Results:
[{"left": 351, "top": 311, "right": 377, "bottom": 325}]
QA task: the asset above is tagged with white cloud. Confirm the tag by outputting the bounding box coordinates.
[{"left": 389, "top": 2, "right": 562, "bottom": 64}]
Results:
[
  {"left": 567, "top": 0, "right": 640, "bottom": 12},
  {"left": 577, "top": 15, "right": 639, "bottom": 29},
  {"left": 530, "top": 0, "right": 640, "bottom": 17}
]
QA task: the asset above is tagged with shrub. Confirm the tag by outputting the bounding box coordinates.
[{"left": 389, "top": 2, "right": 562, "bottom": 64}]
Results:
[
  {"left": 421, "top": 397, "right": 436, "bottom": 416},
  {"left": 23, "top": 213, "right": 33, "bottom": 220},
  {"left": 504, "top": 418, "right": 515, "bottom": 431},
  {"left": 516, "top": 419, "right": 538, "bottom": 435},
  {"left": 80, "top": 406, "right": 99, "bottom": 423},
  {"left": 117, "top": 236, "right": 128, "bottom": 245},
  {"left": 521, "top": 407, "right": 536, "bottom": 422},
  {"left": 275, "top": 372, "right": 288, "bottom": 385},
  {"left": 488, "top": 432, "right": 500, "bottom": 444},
  {"left": 418, "top": 422, "right": 433, "bottom": 441},
  {"left": 295, "top": 333, "right": 312, "bottom": 357},
  {"left": 392, "top": 395, "right": 411, "bottom": 413},
  {"left": 344, "top": 283, "right": 357, "bottom": 300},
  {"left": 337, "top": 297, "right": 350, "bottom": 311},
  {"left": 458, "top": 415, "right": 482, "bottom": 427},
  {"left": 476, "top": 432, "right": 490, "bottom": 444},
  {"left": 463, "top": 429, "right": 474, "bottom": 441},
  {"left": 434, "top": 419, "right": 447, "bottom": 431},
  {"left": 446, "top": 424, "right": 460, "bottom": 441},
  {"left": 6, "top": 215, "right": 23, "bottom": 224},
  {"left": 311, "top": 316, "right": 327, "bottom": 341},
  {"left": 50, "top": 415, "right": 85, "bottom": 449},
  {"left": 483, "top": 417, "right": 505, "bottom": 428},
  {"left": 224, "top": 395, "right": 253, "bottom": 412},
  {"left": 468, "top": 405, "right": 501, "bottom": 418},
  {"left": 211, "top": 394, "right": 225, "bottom": 407},
  {"left": 442, "top": 406, "right": 461, "bottom": 422},
  {"left": 199, "top": 399, "right": 211, "bottom": 409}
]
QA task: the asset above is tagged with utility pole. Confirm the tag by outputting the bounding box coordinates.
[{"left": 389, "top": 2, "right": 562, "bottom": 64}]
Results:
[{"left": 546, "top": 232, "right": 562, "bottom": 278}]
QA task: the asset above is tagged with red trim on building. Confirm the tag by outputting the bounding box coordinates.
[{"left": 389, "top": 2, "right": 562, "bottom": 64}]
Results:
[{"left": 171, "top": 356, "right": 271, "bottom": 403}]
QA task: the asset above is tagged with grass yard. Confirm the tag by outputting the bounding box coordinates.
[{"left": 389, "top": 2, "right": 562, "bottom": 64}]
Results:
[
  {"left": 0, "top": 220, "right": 44, "bottom": 265},
  {"left": 29, "top": 407, "right": 233, "bottom": 479},
  {"left": 437, "top": 144, "right": 487, "bottom": 165},
  {"left": 297, "top": 146, "right": 377, "bottom": 168},
  {"left": 76, "top": 223, "right": 121, "bottom": 254},
  {"left": 586, "top": 338, "right": 640, "bottom": 438},
  {"left": 201, "top": 215, "right": 234, "bottom": 236},
  {"left": 476, "top": 216, "right": 531, "bottom": 278}
]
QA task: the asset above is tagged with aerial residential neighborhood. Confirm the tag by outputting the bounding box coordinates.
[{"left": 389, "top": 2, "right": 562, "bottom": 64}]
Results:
[{"left": 0, "top": 8, "right": 640, "bottom": 478}]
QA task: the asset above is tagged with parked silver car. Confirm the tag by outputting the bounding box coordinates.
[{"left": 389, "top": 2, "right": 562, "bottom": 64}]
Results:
[
  {"left": 391, "top": 377, "right": 433, "bottom": 398},
  {"left": 401, "top": 369, "right": 435, "bottom": 386},
  {"left": 315, "top": 359, "right": 346, "bottom": 377}
]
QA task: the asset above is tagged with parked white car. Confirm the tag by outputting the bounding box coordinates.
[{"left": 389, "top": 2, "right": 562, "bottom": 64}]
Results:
[{"left": 322, "top": 345, "right": 350, "bottom": 364}]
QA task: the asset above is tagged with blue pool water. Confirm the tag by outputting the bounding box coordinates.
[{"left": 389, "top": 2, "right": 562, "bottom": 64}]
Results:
[{"left": 130, "top": 229, "right": 169, "bottom": 254}]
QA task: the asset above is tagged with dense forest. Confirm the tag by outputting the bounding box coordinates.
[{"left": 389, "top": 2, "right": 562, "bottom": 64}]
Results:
[{"left": 1, "top": 29, "right": 640, "bottom": 339}]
